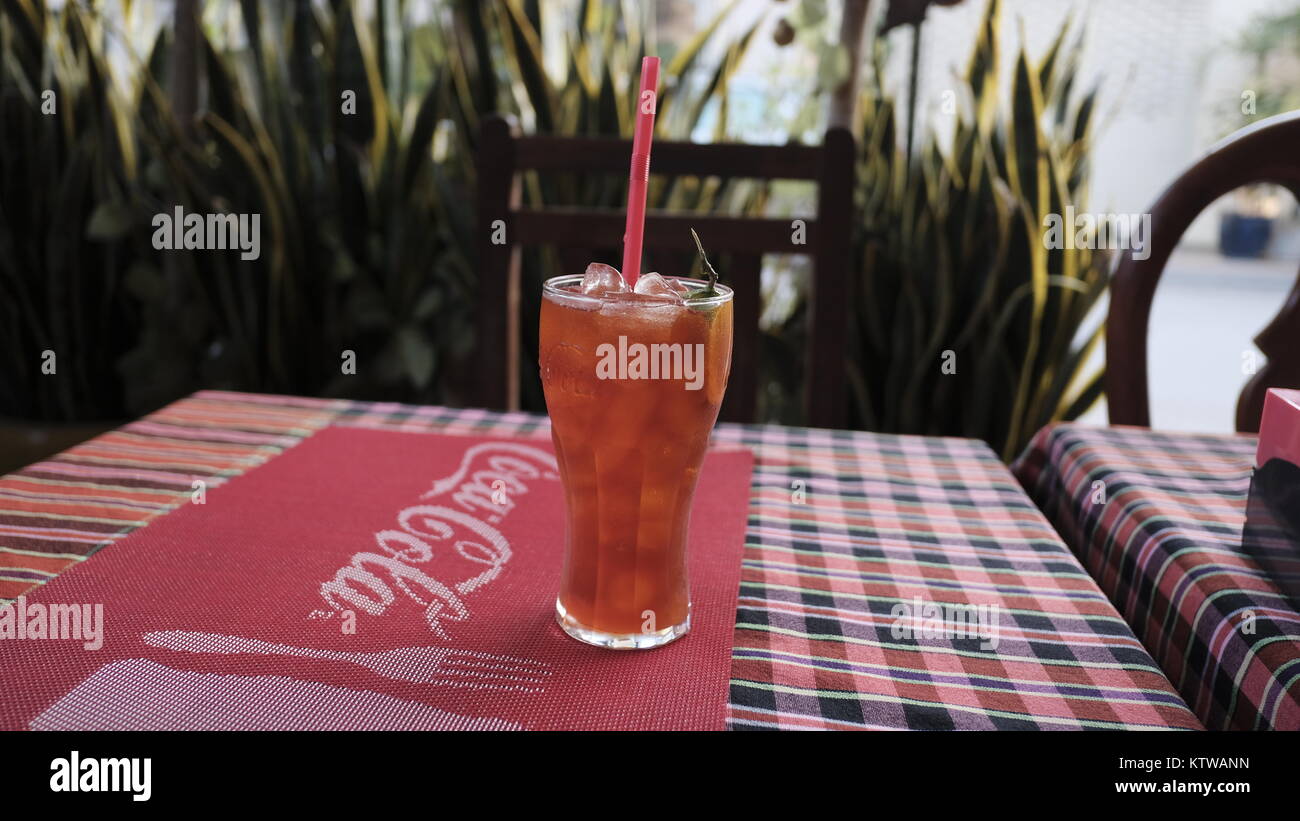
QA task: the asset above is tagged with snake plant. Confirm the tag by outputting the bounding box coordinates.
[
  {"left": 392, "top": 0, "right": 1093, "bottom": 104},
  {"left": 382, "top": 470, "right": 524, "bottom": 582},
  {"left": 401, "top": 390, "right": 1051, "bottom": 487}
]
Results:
[{"left": 844, "top": 0, "right": 1107, "bottom": 459}]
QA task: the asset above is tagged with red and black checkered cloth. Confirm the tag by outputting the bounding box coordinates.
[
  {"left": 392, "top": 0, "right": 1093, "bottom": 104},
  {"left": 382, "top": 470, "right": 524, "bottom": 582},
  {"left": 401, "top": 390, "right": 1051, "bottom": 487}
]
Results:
[
  {"left": 1015, "top": 423, "right": 1300, "bottom": 730},
  {"left": 2, "top": 392, "right": 1202, "bottom": 729}
]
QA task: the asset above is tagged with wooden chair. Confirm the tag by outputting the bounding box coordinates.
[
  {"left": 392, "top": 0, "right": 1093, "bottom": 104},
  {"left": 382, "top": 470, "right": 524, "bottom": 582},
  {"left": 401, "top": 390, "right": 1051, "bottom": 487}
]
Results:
[
  {"left": 473, "top": 114, "right": 856, "bottom": 426},
  {"left": 1107, "top": 111, "right": 1300, "bottom": 432}
]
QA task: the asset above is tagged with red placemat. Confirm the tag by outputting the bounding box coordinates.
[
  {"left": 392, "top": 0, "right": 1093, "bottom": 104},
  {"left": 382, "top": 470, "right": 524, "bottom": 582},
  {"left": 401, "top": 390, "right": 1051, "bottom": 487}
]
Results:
[{"left": 0, "top": 426, "right": 753, "bottom": 730}]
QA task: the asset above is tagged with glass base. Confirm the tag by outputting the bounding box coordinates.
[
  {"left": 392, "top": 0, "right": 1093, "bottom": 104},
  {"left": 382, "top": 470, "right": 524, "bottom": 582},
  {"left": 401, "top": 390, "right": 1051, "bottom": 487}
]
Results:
[{"left": 555, "top": 598, "right": 690, "bottom": 650}]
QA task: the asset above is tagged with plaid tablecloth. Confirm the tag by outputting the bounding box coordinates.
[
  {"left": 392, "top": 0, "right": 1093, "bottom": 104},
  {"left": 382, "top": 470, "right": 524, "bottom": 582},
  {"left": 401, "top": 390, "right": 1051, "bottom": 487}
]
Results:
[
  {"left": 1, "top": 391, "right": 1200, "bottom": 729},
  {"left": 1014, "top": 423, "right": 1300, "bottom": 730}
]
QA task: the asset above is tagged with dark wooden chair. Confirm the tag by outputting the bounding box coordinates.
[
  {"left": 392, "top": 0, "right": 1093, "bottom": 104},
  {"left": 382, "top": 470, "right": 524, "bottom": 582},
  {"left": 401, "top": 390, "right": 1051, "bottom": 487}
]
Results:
[
  {"left": 1107, "top": 111, "right": 1300, "bottom": 432},
  {"left": 473, "top": 114, "right": 855, "bottom": 426}
]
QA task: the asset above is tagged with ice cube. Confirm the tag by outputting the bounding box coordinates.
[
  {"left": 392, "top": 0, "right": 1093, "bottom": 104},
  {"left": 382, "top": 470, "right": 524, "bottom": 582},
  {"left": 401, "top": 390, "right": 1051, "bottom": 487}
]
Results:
[
  {"left": 632, "top": 272, "right": 683, "bottom": 302},
  {"left": 581, "top": 263, "right": 627, "bottom": 295}
]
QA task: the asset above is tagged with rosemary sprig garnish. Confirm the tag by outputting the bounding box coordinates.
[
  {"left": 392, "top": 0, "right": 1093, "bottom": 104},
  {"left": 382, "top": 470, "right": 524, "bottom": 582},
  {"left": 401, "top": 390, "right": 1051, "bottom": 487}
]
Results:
[{"left": 686, "top": 228, "right": 720, "bottom": 300}]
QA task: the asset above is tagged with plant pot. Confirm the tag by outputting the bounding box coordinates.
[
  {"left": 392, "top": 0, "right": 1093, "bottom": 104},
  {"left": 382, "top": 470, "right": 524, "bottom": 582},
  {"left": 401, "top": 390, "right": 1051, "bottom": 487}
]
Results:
[
  {"left": 1219, "top": 212, "right": 1274, "bottom": 258},
  {"left": 0, "top": 418, "right": 123, "bottom": 476}
]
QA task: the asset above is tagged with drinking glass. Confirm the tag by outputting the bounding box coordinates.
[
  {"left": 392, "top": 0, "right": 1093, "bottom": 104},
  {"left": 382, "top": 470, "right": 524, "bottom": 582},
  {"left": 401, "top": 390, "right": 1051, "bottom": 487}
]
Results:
[{"left": 539, "top": 274, "right": 733, "bottom": 649}]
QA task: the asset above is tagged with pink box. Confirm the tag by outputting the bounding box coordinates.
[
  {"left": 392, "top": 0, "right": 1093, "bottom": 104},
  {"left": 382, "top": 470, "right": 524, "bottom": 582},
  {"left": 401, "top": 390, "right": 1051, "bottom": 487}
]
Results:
[{"left": 1256, "top": 388, "right": 1300, "bottom": 468}]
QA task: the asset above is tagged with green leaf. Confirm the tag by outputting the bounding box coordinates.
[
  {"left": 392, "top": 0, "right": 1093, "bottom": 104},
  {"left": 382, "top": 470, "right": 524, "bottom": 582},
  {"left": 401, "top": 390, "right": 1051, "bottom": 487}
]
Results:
[
  {"left": 86, "top": 201, "right": 135, "bottom": 240},
  {"left": 123, "top": 262, "right": 166, "bottom": 302},
  {"left": 397, "top": 325, "right": 436, "bottom": 390},
  {"left": 413, "top": 288, "right": 443, "bottom": 320},
  {"left": 686, "top": 228, "right": 720, "bottom": 299},
  {"left": 499, "top": 0, "right": 555, "bottom": 132}
]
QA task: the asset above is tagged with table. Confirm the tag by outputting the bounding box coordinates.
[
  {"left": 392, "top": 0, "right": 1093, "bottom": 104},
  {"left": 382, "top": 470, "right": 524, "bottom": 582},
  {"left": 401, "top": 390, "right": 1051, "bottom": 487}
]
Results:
[
  {"left": 1, "top": 391, "right": 1201, "bottom": 729},
  {"left": 1015, "top": 423, "right": 1300, "bottom": 730}
]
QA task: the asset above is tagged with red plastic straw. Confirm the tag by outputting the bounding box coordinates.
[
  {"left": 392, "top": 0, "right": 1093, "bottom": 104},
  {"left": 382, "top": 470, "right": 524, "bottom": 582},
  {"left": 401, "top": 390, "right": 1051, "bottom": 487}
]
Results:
[{"left": 621, "top": 56, "right": 660, "bottom": 287}]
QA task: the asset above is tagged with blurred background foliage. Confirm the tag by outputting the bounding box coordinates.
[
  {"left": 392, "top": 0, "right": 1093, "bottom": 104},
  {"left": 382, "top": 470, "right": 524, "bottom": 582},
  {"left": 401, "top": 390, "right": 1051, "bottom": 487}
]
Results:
[
  {"left": 1, "top": 0, "right": 764, "bottom": 418},
  {"left": 0, "top": 0, "right": 147, "bottom": 420},
  {"left": 0, "top": 0, "right": 1107, "bottom": 460},
  {"left": 848, "top": 0, "right": 1107, "bottom": 459},
  {"left": 1236, "top": 4, "right": 1300, "bottom": 121}
]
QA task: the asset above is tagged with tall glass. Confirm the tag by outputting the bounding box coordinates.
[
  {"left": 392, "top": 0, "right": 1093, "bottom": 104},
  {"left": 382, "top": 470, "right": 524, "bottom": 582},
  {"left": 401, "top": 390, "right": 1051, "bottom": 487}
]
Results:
[{"left": 540, "top": 275, "right": 734, "bottom": 649}]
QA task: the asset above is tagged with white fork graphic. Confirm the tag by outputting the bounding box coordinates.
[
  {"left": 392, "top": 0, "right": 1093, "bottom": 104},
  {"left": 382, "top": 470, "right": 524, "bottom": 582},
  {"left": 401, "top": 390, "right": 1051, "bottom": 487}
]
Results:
[{"left": 143, "top": 630, "right": 552, "bottom": 692}]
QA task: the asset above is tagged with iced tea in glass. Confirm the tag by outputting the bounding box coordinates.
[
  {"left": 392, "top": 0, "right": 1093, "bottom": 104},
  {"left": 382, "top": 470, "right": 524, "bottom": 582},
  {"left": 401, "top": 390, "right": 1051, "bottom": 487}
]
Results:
[{"left": 540, "top": 270, "right": 733, "bottom": 649}]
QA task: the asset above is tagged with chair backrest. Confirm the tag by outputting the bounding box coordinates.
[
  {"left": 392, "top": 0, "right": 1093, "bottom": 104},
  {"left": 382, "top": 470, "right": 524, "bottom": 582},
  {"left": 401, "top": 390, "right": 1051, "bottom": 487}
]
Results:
[
  {"left": 473, "top": 114, "right": 855, "bottom": 426},
  {"left": 1107, "top": 111, "right": 1300, "bottom": 432}
]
